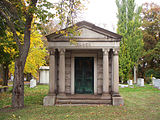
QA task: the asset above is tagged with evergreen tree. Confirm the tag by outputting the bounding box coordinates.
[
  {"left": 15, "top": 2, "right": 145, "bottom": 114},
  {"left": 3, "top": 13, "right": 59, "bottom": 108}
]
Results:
[{"left": 116, "top": 0, "right": 143, "bottom": 82}]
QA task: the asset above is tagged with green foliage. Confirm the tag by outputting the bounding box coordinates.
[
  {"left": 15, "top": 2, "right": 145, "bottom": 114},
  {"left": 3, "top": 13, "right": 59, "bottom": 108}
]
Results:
[
  {"left": 116, "top": 0, "right": 143, "bottom": 82},
  {"left": 0, "top": 31, "right": 17, "bottom": 65},
  {"left": 0, "top": 17, "right": 17, "bottom": 66},
  {"left": 145, "top": 69, "right": 160, "bottom": 79}
]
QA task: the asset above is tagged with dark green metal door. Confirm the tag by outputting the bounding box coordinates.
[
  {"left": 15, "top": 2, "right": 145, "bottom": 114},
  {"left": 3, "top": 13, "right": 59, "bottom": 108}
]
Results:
[{"left": 75, "top": 57, "right": 94, "bottom": 94}]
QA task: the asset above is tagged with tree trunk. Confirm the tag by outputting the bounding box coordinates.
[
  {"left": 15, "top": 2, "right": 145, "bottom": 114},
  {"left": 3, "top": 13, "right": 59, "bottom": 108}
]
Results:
[
  {"left": 12, "top": 58, "right": 24, "bottom": 108},
  {"left": 10, "top": 0, "right": 38, "bottom": 108},
  {"left": 2, "top": 64, "right": 9, "bottom": 86}
]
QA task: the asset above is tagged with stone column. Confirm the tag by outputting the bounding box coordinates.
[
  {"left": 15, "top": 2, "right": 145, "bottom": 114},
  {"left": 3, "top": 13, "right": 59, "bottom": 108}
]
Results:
[
  {"left": 102, "top": 48, "right": 110, "bottom": 96},
  {"left": 43, "top": 48, "right": 56, "bottom": 106},
  {"left": 71, "top": 56, "right": 75, "bottom": 95},
  {"left": 112, "top": 49, "right": 124, "bottom": 106},
  {"left": 49, "top": 49, "right": 56, "bottom": 95},
  {"left": 113, "top": 49, "right": 119, "bottom": 94},
  {"left": 58, "top": 49, "right": 65, "bottom": 95}
]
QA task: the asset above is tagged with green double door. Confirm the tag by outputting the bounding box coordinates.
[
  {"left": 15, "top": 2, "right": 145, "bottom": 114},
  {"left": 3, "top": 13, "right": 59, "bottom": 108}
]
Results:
[{"left": 75, "top": 57, "right": 94, "bottom": 94}]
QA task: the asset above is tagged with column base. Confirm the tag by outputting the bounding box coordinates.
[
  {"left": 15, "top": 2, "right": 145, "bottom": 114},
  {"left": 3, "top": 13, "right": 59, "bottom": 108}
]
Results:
[
  {"left": 43, "top": 95, "right": 56, "bottom": 106},
  {"left": 112, "top": 93, "right": 124, "bottom": 106},
  {"left": 48, "top": 92, "right": 56, "bottom": 96},
  {"left": 102, "top": 92, "right": 110, "bottom": 96},
  {"left": 58, "top": 93, "right": 66, "bottom": 97},
  {"left": 102, "top": 93, "right": 110, "bottom": 99}
]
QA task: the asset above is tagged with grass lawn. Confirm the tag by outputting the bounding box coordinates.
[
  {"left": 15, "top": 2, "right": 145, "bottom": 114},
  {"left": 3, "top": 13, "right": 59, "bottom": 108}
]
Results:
[{"left": 0, "top": 85, "right": 160, "bottom": 120}]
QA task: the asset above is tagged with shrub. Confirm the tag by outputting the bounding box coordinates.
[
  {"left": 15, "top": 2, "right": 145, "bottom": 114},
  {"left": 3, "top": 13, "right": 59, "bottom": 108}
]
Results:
[
  {"left": 145, "top": 77, "right": 152, "bottom": 84},
  {"left": 145, "top": 69, "right": 160, "bottom": 79}
]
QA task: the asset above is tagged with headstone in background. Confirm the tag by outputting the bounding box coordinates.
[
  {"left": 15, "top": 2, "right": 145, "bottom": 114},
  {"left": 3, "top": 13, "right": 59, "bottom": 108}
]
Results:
[
  {"left": 11, "top": 74, "right": 14, "bottom": 81},
  {"left": 30, "top": 79, "right": 37, "bottom": 88},
  {"left": 127, "top": 80, "right": 133, "bottom": 85},
  {"left": 137, "top": 78, "right": 144, "bottom": 86},
  {"left": 153, "top": 79, "right": 160, "bottom": 90},
  {"left": 152, "top": 77, "right": 156, "bottom": 85},
  {"left": 39, "top": 66, "right": 49, "bottom": 84},
  {"left": 119, "top": 84, "right": 128, "bottom": 88}
]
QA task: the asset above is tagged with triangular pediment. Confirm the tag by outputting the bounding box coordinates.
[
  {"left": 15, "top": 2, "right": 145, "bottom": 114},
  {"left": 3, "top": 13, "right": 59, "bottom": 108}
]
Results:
[
  {"left": 74, "top": 27, "right": 110, "bottom": 38},
  {"left": 46, "top": 21, "right": 122, "bottom": 42}
]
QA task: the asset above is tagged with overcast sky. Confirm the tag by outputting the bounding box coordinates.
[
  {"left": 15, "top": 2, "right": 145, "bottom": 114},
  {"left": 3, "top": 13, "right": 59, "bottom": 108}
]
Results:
[{"left": 80, "top": 0, "right": 160, "bottom": 32}]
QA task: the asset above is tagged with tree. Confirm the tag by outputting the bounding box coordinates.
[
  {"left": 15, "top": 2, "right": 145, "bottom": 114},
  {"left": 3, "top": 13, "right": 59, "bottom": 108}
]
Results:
[
  {"left": 9, "top": 28, "right": 48, "bottom": 79},
  {"left": 139, "top": 3, "right": 160, "bottom": 78},
  {"left": 116, "top": 0, "right": 143, "bottom": 82},
  {"left": 0, "top": 0, "right": 84, "bottom": 108}
]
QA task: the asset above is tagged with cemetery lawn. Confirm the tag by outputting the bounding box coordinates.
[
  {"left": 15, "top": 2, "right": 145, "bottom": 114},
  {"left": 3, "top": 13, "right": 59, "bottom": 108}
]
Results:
[{"left": 0, "top": 85, "right": 160, "bottom": 120}]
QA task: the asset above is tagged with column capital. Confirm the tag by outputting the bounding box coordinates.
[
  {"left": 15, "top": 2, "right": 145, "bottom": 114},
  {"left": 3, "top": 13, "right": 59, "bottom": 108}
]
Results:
[
  {"left": 113, "top": 48, "right": 119, "bottom": 55},
  {"left": 49, "top": 48, "right": 56, "bottom": 55},
  {"left": 58, "top": 48, "right": 66, "bottom": 55},
  {"left": 102, "top": 48, "right": 110, "bottom": 56}
]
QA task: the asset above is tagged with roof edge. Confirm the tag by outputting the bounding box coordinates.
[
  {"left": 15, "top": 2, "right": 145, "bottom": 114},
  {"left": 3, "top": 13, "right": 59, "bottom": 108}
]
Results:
[{"left": 45, "top": 21, "right": 122, "bottom": 40}]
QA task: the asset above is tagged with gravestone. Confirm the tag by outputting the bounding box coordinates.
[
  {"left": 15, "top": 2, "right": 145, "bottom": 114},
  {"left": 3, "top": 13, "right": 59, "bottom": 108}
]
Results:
[
  {"left": 39, "top": 66, "right": 49, "bottom": 84},
  {"left": 127, "top": 80, "right": 133, "bottom": 85},
  {"left": 11, "top": 74, "right": 14, "bottom": 81},
  {"left": 30, "top": 79, "right": 37, "bottom": 88},
  {"left": 153, "top": 79, "right": 160, "bottom": 89},
  {"left": 119, "top": 84, "right": 128, "bottom": 88},
  {"left": 137, "top": 78, "right": 144, "bottom": 86},
  {"left": 152, "top": 77, "right": 156, "bottom": 85}
]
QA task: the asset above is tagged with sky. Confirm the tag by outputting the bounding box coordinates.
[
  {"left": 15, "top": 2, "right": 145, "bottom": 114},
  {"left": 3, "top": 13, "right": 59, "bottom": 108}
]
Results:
[{"left": 80, "top": 0, "right": 160, "bottom": 32}]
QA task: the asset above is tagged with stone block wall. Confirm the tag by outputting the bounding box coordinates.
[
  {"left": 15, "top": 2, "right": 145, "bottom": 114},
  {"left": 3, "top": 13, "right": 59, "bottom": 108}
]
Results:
[{"left": 97, "top": 51, "right": 103, "bottom": 94}]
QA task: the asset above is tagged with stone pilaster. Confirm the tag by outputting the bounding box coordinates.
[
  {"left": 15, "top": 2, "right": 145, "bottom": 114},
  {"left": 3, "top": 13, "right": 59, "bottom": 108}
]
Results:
[
  {"left": 102, "top": 48, "right": 110, "bottom": 96},
  {"left": 58, "top": 49, "right": 66, "bottom": 95}
]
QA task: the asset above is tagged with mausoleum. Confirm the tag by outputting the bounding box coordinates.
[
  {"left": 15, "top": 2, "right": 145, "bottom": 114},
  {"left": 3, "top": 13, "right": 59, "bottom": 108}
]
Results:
[{"left": 43, "top": 21, "right": 124, "bottom": 106}]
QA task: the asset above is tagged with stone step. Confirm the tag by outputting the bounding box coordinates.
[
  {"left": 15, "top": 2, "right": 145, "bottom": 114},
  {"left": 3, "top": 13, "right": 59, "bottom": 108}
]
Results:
[
  {"left": 56, "top": 99, "right": 112, "bottom": 104},
  {"left": 55, "top": 104, "right": 111, "bottom": 106},
  {"left": 57, "top": 94, "right": 111, "bottom": 100}
]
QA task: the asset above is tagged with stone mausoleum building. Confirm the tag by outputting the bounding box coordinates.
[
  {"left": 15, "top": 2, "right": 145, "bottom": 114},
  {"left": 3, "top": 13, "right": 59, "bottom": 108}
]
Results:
[{"left": 43, "top": 21, "right": 124, "bottom": 106}]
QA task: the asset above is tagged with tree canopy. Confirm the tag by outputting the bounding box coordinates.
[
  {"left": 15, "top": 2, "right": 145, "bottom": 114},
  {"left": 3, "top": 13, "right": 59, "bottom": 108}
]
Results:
[{"left": 139, "top": 3, "right": 160, "bottom": 78}]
